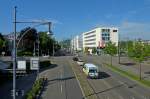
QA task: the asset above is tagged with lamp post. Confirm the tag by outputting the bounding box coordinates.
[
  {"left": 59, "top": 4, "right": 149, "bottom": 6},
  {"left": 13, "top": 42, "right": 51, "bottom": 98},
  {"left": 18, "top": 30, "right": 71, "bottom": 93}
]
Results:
[
  {"left": 12, "top": 6, "right": 17, "bottom": 99},
  {"left": 12, "top": 6, "right": 52, "bottom": 99},
  {"left": 118, "top": 33, "right": 120, "bottom": 64},
  {"left": 53, "top": 38, "right": 55, "bottom": 56},
  {"left": 47, "top": 30, "right": 53, "bottom": 56}
]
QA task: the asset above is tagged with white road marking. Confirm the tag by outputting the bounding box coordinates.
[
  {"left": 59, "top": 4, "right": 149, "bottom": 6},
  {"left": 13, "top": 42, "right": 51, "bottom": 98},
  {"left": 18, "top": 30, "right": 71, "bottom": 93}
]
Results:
[
  {"left": 61, "top": 84, "right": 63, "bottom": 93},
  {"left": 132, "top": 96, "right": 135, "bottom": 99},
  {"left": 60, "top": 71, "right": 63, "bottom": 93},
  {"left": 61, "top": 73, "right": 63, "bottom": 79}
]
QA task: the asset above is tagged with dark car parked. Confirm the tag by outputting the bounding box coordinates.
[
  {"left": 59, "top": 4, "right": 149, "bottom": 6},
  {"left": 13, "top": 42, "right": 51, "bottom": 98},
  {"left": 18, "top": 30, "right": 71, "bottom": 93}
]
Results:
[{"left": 72, "top": 57, "right": 78, "bottom": 61}]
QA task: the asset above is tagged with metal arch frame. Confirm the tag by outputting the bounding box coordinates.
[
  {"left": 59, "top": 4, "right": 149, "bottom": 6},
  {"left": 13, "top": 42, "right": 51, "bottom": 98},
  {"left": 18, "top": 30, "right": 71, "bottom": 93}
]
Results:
[{"left": 16, "top": 22, "right": 52, "bottom": 49}]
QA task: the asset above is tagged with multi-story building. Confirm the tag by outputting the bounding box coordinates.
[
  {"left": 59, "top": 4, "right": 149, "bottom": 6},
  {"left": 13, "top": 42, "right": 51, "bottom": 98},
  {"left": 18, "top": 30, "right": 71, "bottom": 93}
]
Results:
[
  {"left": 71, "top": 35, "right": 83, "bottom": 51},
  {"left": 71, "top": 27, "right": 118, "bottom": 54},
  {"left": 83, "top": 27, "right": 118, "bottom": 52}
]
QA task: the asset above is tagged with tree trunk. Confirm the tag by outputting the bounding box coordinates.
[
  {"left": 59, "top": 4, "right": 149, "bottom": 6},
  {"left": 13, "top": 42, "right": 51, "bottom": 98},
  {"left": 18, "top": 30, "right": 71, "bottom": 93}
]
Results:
[
  {"left": 118, "top": 54, "right": 121, "bottom": 64},
  {"left": 111, "top": 55, "right": 112, "bottom": 66},
  {"left": 139, "top": 62, "right": 142, "bottom": 80}
]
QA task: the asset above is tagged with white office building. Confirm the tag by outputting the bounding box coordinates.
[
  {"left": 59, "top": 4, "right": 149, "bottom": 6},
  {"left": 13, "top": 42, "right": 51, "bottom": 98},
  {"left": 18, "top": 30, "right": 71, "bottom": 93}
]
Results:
[
  {"left": 83, "top": 27, "right": 118, "bottom": 53},
  {"left": 71, "top": 27, "right": 118, "bottom": 53},
  {"left": 71, "top": 35, "right": 83, "bottom": 51}
]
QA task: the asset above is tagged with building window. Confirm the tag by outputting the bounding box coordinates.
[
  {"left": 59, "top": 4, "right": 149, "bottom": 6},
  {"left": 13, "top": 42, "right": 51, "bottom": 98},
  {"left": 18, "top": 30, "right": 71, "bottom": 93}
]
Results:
[
  {"left": 84, "top": 34, "right": 96, "bottom": 39},
  {"left": 84, "top": 30, "right": 96, "bottom": 35},
  {"left": 85, "top": 42, "right": 96, "bottom": 45},
  {"left": 85, "top": 39, "right": 96, "bottom": 42},
  {"left": 113, "top": 30, "right": 117, "bottom": 32},
  {"left": 102, "top": 29, "right": 110, "bottom": 32},
  {"left": 102, "top": 31, "right": 110, "bottom": 42}
]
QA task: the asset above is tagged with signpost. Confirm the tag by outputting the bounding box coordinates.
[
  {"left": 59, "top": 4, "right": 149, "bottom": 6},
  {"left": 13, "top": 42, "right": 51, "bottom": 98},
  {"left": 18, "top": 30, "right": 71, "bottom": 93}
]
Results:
[
  {"left": 30, "top": 57, "right": 39, "bottom": 70},
  {"left": 17, "top": 61, "right": 26, "bottom": 70}
]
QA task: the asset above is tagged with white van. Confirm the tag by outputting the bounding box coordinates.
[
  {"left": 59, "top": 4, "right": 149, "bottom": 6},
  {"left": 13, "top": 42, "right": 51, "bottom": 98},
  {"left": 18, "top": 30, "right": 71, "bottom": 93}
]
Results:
[{"left": 83, "top": 63, "right": 99, "bottom": 79}]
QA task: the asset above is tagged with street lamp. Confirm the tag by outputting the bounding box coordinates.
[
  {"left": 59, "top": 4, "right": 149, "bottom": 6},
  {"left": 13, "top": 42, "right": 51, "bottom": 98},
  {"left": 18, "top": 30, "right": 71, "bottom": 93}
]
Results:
[
  {"left": 12, "top": 6, "right": 17, "bottom": 99},
  {"left": 118, "top": 33, "right": 120, "bottom": 64},
  {"left": 12, "top": 6, "right": 52, "bottom": 99},
  {"left": 47, "top": 30, "right": 54, "bottom": 56}
]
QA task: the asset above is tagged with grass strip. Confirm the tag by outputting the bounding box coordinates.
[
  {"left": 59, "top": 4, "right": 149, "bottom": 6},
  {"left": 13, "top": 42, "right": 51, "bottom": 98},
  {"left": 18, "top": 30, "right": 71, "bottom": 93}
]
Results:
[
  {"left": 25, "top": 78, "right": 45, "bottom": 99},
  {"left": 104, "top": 63, "right": 150, "bottom": 87}
]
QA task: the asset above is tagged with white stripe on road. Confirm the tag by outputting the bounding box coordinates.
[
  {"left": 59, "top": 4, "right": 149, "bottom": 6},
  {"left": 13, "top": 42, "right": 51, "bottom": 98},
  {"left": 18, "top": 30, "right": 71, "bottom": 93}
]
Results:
[
  {"left": 61, "top": 84, "right": 63, "bottom": 93},
  {"left": 60, "top": 71, "right": 63, "bottom": 94}
]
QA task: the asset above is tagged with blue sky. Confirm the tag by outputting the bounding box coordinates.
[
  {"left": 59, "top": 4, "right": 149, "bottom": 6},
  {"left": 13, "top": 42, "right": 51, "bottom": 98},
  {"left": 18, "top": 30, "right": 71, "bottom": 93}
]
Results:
[{"left": 0, "top": 0, "right": 150, "bottom": 40}]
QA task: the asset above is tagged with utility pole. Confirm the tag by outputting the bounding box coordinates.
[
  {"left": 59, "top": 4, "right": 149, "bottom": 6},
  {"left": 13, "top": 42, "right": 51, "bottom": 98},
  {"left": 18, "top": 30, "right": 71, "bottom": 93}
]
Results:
[
  {"left": 118, "top": 34, "right": 120, "bottom": 64},
  {"left": 13, "top": 6, "right": 17, "bottom": 99},
  {"left": 37, "top": 32, "right": 40, "bottom": 80},
  {"left": 53, "top": 41, "right": 55, "bottom": 56}
]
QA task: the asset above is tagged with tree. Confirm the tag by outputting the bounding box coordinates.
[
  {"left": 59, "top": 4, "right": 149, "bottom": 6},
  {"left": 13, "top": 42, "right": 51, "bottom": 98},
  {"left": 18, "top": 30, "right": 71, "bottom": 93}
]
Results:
[
  {"left": 92, "top": 47, "right": 97, "bottom": 54},
  {"left": 17, "top": 27, "right": 37, "bottom": 55},
  {"left": 128, "top": 41, "right": 149, "bottom": 80},
  {"left": 39, "top": 32, "right": 61, "bottom": 56},
  {"left": 104, "top": 42, "right": 117, "bottom": 66},
  {"left": 0, "top": 33, "right": 10, "bottom": 55},
  {"left": 59, "top": 39, "right": 71, "bottom": 49},
  {"left": 84, "top": 47, "right": 89, "bottom": 54},
  {"left": 39, "top": 32, "right": 50, "bottom": 55},
  {"left": 0, "top": 39, "right": 4, "bottom": 48}
]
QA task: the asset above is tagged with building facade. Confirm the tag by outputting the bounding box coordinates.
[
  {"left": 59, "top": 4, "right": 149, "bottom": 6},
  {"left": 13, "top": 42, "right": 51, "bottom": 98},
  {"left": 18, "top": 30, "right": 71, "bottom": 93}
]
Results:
[
  {"left": 83, "top": 27, "right": 118, "bottom": 49},
  {"left": 71, "top": 27, "right": 118, "bottom": 53},
  {"left": 71, "top": 34, "right": 83, "bottom": 51}
]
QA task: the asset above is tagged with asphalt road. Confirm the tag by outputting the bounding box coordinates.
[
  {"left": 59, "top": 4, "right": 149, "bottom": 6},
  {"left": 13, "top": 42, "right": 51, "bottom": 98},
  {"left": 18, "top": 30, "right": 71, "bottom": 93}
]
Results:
[
  {"left": 40, "top": 56, "right": 83, "bottom": 99},
  {"left": 0, "top": 73, "right": 37, "bottom": 99},
  {"left": 79, "top": 55, "right": 150, "bottom": 99}
]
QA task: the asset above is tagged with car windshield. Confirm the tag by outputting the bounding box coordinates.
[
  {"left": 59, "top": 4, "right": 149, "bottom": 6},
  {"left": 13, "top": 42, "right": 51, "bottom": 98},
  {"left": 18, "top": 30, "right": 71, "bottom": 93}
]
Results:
[{"left": 89, "top": 69, "right": 97, "bottom": 73}]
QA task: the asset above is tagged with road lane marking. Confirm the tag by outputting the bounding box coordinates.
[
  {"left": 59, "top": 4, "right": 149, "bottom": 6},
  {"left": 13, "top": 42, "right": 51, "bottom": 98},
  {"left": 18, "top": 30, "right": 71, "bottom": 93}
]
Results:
[
  {"left": 61, "top": 84, "right": 63, "bottom": 93},
  {"left": 68, "top": 60, "right": 87, "bottom": 99},
  {"left": 132, "top": 96, "right": 135, "bottom": 99},
  {"left": 61, "top": 73, "right": 63, "bottom": 79}
]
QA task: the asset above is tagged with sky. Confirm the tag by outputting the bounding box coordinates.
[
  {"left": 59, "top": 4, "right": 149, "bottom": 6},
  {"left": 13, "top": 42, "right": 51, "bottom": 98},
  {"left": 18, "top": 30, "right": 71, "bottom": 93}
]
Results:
[{"left": 0, "top": 0, "right": 150, "bottom": 40}]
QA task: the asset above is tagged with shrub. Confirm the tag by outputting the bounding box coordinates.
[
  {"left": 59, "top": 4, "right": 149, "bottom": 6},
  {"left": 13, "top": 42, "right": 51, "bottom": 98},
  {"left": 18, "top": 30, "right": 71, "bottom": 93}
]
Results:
[
  {"left": 40, "top": 60, "right": 51, "bottom": 69},
  {"left": 25, "top": 78, "right": 44, "bottom": 99},
  {"left": 17, "top": 51, "right": 33, "bottom": 56}
]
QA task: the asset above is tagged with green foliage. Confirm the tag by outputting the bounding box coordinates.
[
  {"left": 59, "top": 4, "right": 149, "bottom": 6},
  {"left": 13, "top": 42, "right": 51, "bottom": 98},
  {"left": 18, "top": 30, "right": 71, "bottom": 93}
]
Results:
[
  {"left": 40, "top": 60, "right": 51, "bottom": 69},
  {"left": 16, "top": 28, "right": 60, "bottom": 56},
  {"left": 92, "top": 47, "right": 97, "bottom": 54},
  {"left": 0, "top": 33, "right": 10, "bottom": 55},
  {"left": 59, "top": 39, "right": 71, "bottom": 48},
  {"left": 119, "top": 41, "right": 133, "bottom": 55},
  {"left": 128, "top": 42, "right": 149, "bottom": 62},
  {"left": 39, "top": 32, "right": 50, "bottom": 50},
  {"left": 0, "top": 39, "right": 4, "bottom": 48},
  {"left": 104, "top": 42, "right": 117, "bottom": 56},
  {"left": 84, "top": 47, "right": 89, "bottom": 54},
  {"left": 143, "top": 43, "right": 150, "bottom": 58},
  {"left": 26, "top": 79, "right": 44, "bottom": 99},
  {"left": 17, "top": 27, "right": 37, "bottom": 52},
  {"left": 39, "top": 32, "right": 61, "bottom": 56},
  {"left": 17, "top": 51, "right": 33, "bottom": 56}
]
